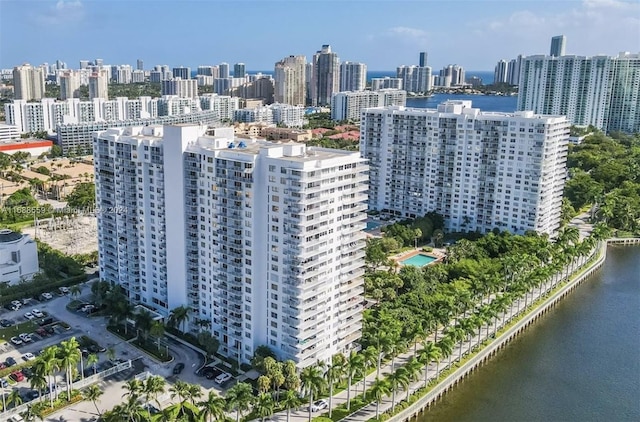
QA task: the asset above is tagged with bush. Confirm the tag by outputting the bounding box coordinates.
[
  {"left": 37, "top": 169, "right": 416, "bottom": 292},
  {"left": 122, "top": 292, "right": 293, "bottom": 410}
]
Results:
[{"left": 0, "top": 273, "right": 87, "bottom": 308}]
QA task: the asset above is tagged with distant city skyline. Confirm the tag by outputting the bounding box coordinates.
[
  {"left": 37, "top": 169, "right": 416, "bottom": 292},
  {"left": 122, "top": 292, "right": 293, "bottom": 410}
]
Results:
[{"left": 0, "top": 0, "right": 638, "bottom": 70}]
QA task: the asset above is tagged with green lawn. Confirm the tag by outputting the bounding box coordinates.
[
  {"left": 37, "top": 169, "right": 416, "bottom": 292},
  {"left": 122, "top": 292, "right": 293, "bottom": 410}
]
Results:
[{"left": 0, "top": 320, "right": 40, "bottom": 343}]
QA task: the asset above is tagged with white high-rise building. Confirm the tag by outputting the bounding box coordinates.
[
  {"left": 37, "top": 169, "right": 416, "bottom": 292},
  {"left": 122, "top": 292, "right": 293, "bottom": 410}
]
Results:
[
  {"left": 94, "top": 124, "right": 367, "bottom": 367},
  {"left": 89, "top": 70, "right": 109, "bottom": 100},
  {"left": 339, "top": 62, "right": 367, "bottom": 92},
  {"left": 274, "top": 55, "right": 307, "bottom": 106},
  {"left": 60, "top": 70, "right": 81, "bottom": 100},
  {"left": 161, "top": 78, "right": 198, "bottom": 99},
  {"left": 371, "top": 77, "right": 403, "bottom": 91},
  {"left": 507, "top": 56, "right": 522, "bottom": 85},
  {"left": 361, "top": 101, "right": 569, "bottom": 236},
  {"left": 517, "top": 52, "right": 640, "bottom": 133},
  {"left": 219, "top": 63, "right": 230, "bottom": 79},
  {"left": 13, "top": 64, "right": 45, "bottom": 101},
  {"left": 269, "top": 103, "right": 306, "bottom": 127},
  {"left": 312, "top": 45, "right": 340, "bottom": 106},
  {"left": 493, "top": 60, "right": 509, "bottom": 84},
  {"left": 550, "top": 35, "right": 566, "bottom": 57},
  {"left": 396, "top": 66, "right": 432, "bottom": 93},
  {"left": 331, "top": 90, "right": 406, "bottom": 122}
]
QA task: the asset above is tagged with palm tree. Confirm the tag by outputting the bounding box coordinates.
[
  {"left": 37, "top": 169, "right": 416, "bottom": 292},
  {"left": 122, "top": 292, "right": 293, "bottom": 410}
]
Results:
[
  {"left": 324, "top": 360, "right": 343, "bottom": 418},
  {"left": 29, "top": 361, "right": 47, "bottom": 403},
  {"left": 38, "top": 346, "right": 60, "bottom": 406},
  {"left": 257, "top": 375, "right": 271, "bottom": 394},
  {"left": 106, "top": 347, "right": 116, "bottom": 362},
  {"left": 198, "top": 391, "right": 226, "bottom": 422},
  {"left": 254, "top": 393, "right": 275, "bottom": 422},
  {"left": 103, "top": 394, "right": 150, "bottom": 421},
  {"left": 360, "top": 345, "right": 378, "bottom": 395},
  {"left": 84, "top": 385, "right": 104, "bottom": 417},
  {"left": 169, "top": 305, "right": 192, "bottom": 333},
  {"left": 436, "top": 337, "right": 454, "bottom": 374},
  {"left": 122, "top": 379, "right": 143, "bottom": 400},
  {"left": 87, "top": 353, "right": 99, "bottom": 375},
  {"left": 69, "top": 284, "right": 82, "bottom": 301},
  {"left": 143, "top": 375, "right": 166, "bottom": 411},
  {"left": 300, "top": 363, "right": 327, "bottom": 422},
  {"left": 386, "top": 367, "right": 409, "bottom": 412},
  {"left": 135, "top": 309, "right": 155, "bottom": 342},
  {"left": 225, "top": 382, "right": 254, "bottom": 422},
  {"left": 403, "top": 357, "right": 422, "bottom": 400},
  {"left": 345, "top": 350, "right": 364, "bottom": 410},
  {"left": 7, "top": 388, "right": 22, "bottom": 408},
  {"left": 418, "top": 341, "right": 441, "bottom": 388},
  {"left": 20, "top": 405, "right": 41, "bottom": 422},
  {"left": 58, "top": 337, "right": 81, "bottom": 399},
  {"left": 186, "top": 383, "right": 202, "bottom": 406},
  {"left": 150, "top": 321, "right": 165, "bottom": 351},
  {"left": 282, "top": 389, "right": 302, "bottom": 422},
  {"left": 370, "top": 377, "right": 391, "bottom": 419}
]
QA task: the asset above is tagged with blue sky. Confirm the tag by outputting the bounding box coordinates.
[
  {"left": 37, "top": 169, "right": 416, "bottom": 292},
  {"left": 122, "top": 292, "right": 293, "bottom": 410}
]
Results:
[{"left": 0, "top": 0, "right": 638, "bottom": 71}]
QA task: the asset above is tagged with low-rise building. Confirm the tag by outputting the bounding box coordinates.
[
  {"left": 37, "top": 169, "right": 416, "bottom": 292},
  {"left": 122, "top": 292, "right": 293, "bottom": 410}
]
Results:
[
  {"left": 261, "top": 127, "right": 313, "bottom": 142},
  {"left": 0, "top": 229, "right": 39, "bottom": 284},
  {"left": 0, "top": 139, "right": 53, "bottom": 158}
]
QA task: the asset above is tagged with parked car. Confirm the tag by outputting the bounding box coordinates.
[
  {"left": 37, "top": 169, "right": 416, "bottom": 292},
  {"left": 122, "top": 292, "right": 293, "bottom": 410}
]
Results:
[
  {"left": 214, "top": 372, "right": 232, "bottom": 385},
  {"left": 24, "top": 390, "right": 39, "bottom": 401},
  {"left": 23, "top": 312, "right": 35, "bottom": 320},
  {"left": 311, "top": 399, "right": 329, "bottom": 412},
  {"left": 39, "top": 317, "right": 54, "bottom": 326},
  {"left": 40, "top": 292, "right": 53, "bottom": 300},
  {"left": 32, "top": 309, "right": 44, "bottom": 318},
  {"left": 18, "top": 333, "right": 32, "bottom": 343},
  {"left": 44, "top": 326, "right": 55, "bottom": 335},
  {"left": 0, "top": 378, "right": 7, "bottom": 388},
  {"left": 87, "top": 344, "right": 106, "bottom": 353},
  {"left": 10, "top": 337, "right": 23, "bottom": 346},
  {"left": 10, "top": 371, "right": 24, "bottom": 382},
  {"left": 0, "top": 319, "right": 13, "bottom": 327},
  {"left": 173, "top": 363, "right": 185, "bottom": 375},
  {"left": 21, "top": 366, "right": 33, "bottom": 378},
  {"left": 22, "top": 352, "right": 35, "bottom": 361},
  {"left": 59, "top": 287, "right": 70, "bottom": 295},
  {"left": 6, "top": 357, "right": 17, "bottom": 367},
  {"left": 36, "top": 328, "right": 48, "bottom": 337},
  {"left": 8, "top": 304, "right": 20, "bottom": 311}
]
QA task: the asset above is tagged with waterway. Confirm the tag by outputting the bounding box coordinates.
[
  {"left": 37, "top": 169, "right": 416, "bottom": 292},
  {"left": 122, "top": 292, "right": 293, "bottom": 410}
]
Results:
[
  {"left": 407, "top": 94, "right": 517, "bottom": 113},
  {"left": 418, "top": 245, "right": 640, "bottom": 422}
]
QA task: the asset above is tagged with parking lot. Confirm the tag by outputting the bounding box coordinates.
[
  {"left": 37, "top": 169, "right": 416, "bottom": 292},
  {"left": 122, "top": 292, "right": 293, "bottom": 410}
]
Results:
[{"left": 0, "top": 280, "right": 240, "bottom": 418}]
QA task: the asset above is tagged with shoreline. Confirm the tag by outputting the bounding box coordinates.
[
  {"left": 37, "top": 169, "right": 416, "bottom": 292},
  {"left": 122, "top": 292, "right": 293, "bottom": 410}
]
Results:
[{"left": 381, "top": 239, "right": 622, "bottom": 422}]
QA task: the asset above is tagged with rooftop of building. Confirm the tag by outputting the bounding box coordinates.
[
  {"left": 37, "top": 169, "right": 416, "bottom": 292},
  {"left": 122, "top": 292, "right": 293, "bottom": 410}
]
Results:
[{"left": 0, "top": 229, "right": 24, "bottom": 244}]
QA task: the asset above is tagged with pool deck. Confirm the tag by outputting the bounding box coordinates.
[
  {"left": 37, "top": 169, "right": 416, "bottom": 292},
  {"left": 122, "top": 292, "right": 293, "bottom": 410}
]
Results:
[{"left": 392, "top": 248, "right": 446, "bottom": 265}]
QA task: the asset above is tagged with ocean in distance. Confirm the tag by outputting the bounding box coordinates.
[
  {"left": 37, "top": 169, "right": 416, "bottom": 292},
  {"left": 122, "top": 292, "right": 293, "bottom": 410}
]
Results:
[{"left": 418, "top": 245, "right": 640, "bottom": 422}]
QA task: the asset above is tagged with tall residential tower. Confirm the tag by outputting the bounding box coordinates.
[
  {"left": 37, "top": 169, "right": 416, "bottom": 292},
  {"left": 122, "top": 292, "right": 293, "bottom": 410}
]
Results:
[
  {"left": 94, "top": 124, "right": 368, "bottom": 367},
  {"left": 361, "top": 101, "right": 569, "bottom": 236},
  {"left": 311, "top": 45, "right": 340, "bottom": 106}
]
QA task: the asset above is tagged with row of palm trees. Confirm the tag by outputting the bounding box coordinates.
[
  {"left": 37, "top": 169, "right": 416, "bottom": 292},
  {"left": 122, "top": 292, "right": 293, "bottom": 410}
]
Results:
[
  {"left": 101, "top": 376, "right": 289, "bottom": 422},
  {"left": 282, "top": 225, "right": 610, "bottom": 421},
  {"left": 2, "top": 337, "right": 103, "bottom": 419}
]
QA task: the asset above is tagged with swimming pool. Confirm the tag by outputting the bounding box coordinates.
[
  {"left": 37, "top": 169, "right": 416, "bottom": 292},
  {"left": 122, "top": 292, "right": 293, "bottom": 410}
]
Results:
[
  {"left": 400, "top": 253, "right": 437, "bottom": 267},
  {"left": 366, "top": 221, "right": 381, "bottom": 230}
]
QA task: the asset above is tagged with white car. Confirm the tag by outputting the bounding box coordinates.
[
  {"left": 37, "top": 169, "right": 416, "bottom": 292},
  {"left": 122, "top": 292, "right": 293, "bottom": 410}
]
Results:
[
  {"left": 214, "top": 373, "right": 232, "bottom": 384},
  {"left": 311, "top": 399, "right": 328, "bottom": 412},
  {"left": 19, "top": 333, "right": 32, "bottom": 342},
  {"left": 11, "top": 300, "right": 21, "bottom": 307},
  {"left": 10, "top": 337, "right": 23, "bottom": 345},
  {"left": 24, "top": 312, "right": 35, "bottom": 320},
  {"left": 32, "top": 309, "right": 44, "bottom": 318},
  {"left": 41, "top": 292, "right": 53, "bottom": 300},
  {"left": 22, "top": 353, "right": 35, "bottom": 361},
  {"left": 59, "top": 287, "right": 70, "bottom": 294}
]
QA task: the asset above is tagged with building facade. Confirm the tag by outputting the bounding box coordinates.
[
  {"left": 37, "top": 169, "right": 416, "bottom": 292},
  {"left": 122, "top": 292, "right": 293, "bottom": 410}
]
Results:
[
  {"left": 517, "top": 52, "right": 640, "bottom": 133},
  {"left": 13, "top": 64, "right": 45, "bottom": 101},
  {"left": 396, "top": 66, "right": 431, "bottom": 93},
  {"left": 60, "top": 70, "right": 81, "bottom": 100},
  {"left": 89, "top": 70, "right": 109, "bottom": 100},
  {"left": 331, "top": 90, "right": 407, "bottom": 122},
  {"left": 0, "top": 229, "right": 39, "bottom": 284},
  {"left": 550, "top": 35, "right": 566, "bottom": 57},
  {"left": 161, "top": 78, "right": 198, "bottom": 99},
  {"left": 312, "top": 45, "right": 340, "bottom": 106},
  {"left": 361, "top": 101, "right": 569, "bottom": 236},
  {"left": 274, "top": 55, "right": 307, "bottom": 106},
  {"left": 339, "top": 62, "right": 367, "bottom": 92},
  {"left": 371, "top": 77, "right": 403, "bottom": 91},
  {"left": 94, "top": 124, "right": 367, "bottom": 367}
]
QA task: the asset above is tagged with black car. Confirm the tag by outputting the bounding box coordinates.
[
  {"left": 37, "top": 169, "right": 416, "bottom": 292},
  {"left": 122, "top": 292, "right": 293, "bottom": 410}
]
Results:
[
  {"left": 87, "top": 344, "right": 106, "bottom": 353},
  {"left": 0, "top": 319, "right": 12, "bottom": 327},
  {"left": 173, "top": 363, "right": 185, "bottom": 375},
  {"left": 21, "top": 367, "right": 34, "bottom": 378},
  {"left": 24, "top": 390, "right": 40, "bottom": 401},
  {"left": 5, "top": 357, "right": 17, "bottom": 367}
]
